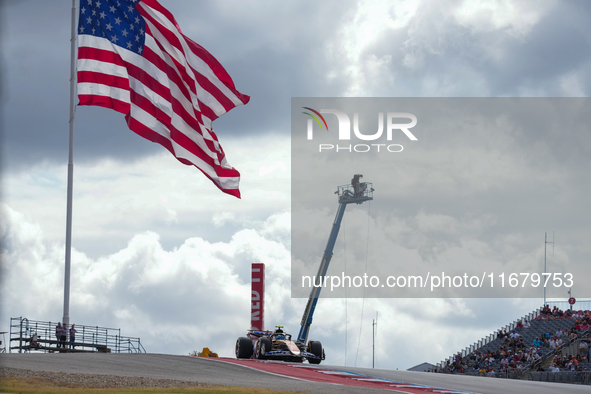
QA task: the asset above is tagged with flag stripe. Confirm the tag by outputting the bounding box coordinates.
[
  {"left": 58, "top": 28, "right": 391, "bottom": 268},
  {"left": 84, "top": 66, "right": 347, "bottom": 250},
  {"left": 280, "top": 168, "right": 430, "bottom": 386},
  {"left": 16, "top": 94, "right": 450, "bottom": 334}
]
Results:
[
  {"left": 78, "top": 46, "right": 127, "bottom": 69},
  {"left": 125, "top": 57, "right": 224, "bottom": 164},
  {"left": 137, "top": 1, "right": 249, "bottom": 109},
  {"left": 140, "top": 0, "right": 248, "bottom": 104},
  {"left": 77, "top": 0, "right": 248, "bottom": 198},
  {"left": 78, "top": 70, "right": 130, "bottom": 91},
  {"left": 129, "top": 94, "right": 234, "bottom": 176},
  {"left": 142, "top": 19, "right": 230, "bottom": 118},
  {"left": 129, "top": 86, "right": 227, "bottom": 169},
  {"left": 79, "top": 93, "right": 131, "bottom": 114},
  {"left": 78, "top": 58, "right": 129, "bottom": 81},
  {"left": 78, "top": 82, "right": 131, "bottom": 105},
  {"left": 143, "top": 18, "right": 238, "bottom": 116},
  {"left": 137, "top": 33, "right": 219, "bottom": 132},
  {"left": 137, "top": 47, "right": 194, "bottom": 116},
  {"left": 126, "top": 37, "right": 231, "bottom": 166},
  {"left": 80, "top": 36, "right": 223, "bottom": 165},
  {"left": 140, "top": 38, "right": 217, "bottom": 127},
  {"left": 127, "top": 104, "right": 240, "bottom": 187},
  {"left": 141, "top": 0, "right": 247, "bottom": 100},
  {"left": 127, "top": 116, "right": 240, "bottom": 196}
]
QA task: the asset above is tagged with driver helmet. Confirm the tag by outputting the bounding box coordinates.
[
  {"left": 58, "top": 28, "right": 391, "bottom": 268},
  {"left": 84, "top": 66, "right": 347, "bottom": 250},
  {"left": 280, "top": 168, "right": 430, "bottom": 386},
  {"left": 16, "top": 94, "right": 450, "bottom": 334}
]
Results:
[{"left": 277, "top": 334, "right": 285, "bottom": 340}]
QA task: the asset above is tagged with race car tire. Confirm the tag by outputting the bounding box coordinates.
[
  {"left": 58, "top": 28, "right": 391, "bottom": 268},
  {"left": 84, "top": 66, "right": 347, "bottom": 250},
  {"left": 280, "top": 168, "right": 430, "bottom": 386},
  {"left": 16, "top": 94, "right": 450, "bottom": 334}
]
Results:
[
  {"left": 236, "top": 337, "right": 253, "bottom": 359},
  {"left": 256, "top": 337, "right": 272, "bottom": 360},
  {"left": 308, "top": 340, "right": 323, "bottom": 364}
]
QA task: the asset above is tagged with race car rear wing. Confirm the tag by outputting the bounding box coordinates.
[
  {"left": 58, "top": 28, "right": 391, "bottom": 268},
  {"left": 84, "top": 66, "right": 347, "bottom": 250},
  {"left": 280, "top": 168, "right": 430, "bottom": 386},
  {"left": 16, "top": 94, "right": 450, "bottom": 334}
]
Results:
[{"left": 246, "top": 330, "right": 273, "bottom": 339}]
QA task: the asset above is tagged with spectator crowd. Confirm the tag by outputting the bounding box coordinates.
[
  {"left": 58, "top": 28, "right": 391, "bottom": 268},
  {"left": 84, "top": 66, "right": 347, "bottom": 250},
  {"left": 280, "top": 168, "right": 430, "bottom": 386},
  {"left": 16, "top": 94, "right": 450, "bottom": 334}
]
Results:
[{"left": 438, "top": 306, "right": 591, "bottom": 378}]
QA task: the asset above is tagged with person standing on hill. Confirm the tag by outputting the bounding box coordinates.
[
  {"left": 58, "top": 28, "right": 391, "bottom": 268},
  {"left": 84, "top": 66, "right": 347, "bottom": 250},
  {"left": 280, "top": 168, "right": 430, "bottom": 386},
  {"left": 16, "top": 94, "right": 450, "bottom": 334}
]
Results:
[
  {"left": 59, "top": 323, "right": 67, "bottom": 349},
  {"left": 55, "top": 323, "right": 63, "bottom": 348},
  {"left": 69, "top": 324, "right": 77, "bottom": 350}
]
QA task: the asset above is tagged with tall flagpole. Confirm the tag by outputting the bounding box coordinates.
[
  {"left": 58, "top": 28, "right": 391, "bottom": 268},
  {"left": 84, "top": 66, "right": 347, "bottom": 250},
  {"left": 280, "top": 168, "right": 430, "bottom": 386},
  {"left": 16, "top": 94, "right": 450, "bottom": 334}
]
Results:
[{"left": 63, "top": 0, "right": 77, "bottom": 328}]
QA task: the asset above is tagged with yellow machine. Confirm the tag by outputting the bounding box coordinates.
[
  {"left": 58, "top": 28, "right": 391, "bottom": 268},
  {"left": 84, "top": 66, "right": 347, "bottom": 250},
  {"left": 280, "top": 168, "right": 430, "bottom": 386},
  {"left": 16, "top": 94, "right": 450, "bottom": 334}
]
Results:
[{"left": 199, "top": 347, "right": 218, "bottom": 357}]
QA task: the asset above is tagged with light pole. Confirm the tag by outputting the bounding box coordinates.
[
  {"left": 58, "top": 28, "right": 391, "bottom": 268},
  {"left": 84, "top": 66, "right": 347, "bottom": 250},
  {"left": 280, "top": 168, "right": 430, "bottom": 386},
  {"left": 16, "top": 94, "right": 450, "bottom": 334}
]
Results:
[
  {"left": 372, "top": 312, "right": 378, "bottom": 368},
  {"left": 543, "top": 232, "right": 554, "bottom": 307}
]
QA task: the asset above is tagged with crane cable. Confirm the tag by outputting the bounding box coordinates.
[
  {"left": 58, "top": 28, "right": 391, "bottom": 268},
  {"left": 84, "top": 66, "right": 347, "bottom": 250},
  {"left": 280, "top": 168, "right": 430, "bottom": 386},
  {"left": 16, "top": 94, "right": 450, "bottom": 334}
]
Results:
[
  {"left": 354, "top": 200, "right": 372, "bottom": 366},
  {"left": 343, "top": 214, "right": 347, "bottom": 365}
]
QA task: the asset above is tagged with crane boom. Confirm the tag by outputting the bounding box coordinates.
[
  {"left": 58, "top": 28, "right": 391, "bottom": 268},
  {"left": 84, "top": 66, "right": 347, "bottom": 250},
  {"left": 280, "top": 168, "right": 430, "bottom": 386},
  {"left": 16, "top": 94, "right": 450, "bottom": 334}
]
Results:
[{"left": 297, "top": 175, "right": 374, "bottom": 345}]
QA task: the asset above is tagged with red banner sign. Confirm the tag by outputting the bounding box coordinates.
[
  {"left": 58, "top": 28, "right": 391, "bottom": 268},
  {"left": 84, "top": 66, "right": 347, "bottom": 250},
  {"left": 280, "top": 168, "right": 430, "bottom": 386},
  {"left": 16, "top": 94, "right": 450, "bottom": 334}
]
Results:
[{"left": 251, "top": 263, "right": 265, "bottom": 330}]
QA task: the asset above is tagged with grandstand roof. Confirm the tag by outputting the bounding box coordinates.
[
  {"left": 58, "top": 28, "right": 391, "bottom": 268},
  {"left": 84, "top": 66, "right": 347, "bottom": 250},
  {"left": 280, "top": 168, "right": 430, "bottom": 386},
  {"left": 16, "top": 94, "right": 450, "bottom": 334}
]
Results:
[{"left": 408, "top": 362, "right": 436, "bottom": 372}]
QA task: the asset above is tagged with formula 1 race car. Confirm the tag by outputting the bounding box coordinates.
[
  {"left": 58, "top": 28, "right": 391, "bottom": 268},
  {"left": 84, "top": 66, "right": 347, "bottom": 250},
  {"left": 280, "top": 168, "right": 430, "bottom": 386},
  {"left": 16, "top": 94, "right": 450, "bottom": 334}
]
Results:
[{"left": 235, "top": 326, "right": 325, "bottom": 364}]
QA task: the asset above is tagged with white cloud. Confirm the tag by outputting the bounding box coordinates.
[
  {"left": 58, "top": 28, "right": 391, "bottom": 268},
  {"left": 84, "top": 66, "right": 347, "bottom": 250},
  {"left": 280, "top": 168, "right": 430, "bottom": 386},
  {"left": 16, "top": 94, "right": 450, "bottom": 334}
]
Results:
[
  {"left": 213, "top": 212, "right": 236, "bottom": 228},
  {"left": 452, "top": 0, "right": 552, "bottom": 37},
  {"left": 0, "top": 133, "right": 297, "bottom": 359},
  {"left": 560, "top": 72, "right": 587, "bottom": 97},
  {"left": 1, "top": 200, "right": 549, "bottom": 369},
  {"left": 2, "top": 135, "right": 290, "bottom": 257},
  {"left": 328, "top": 0, "right": 420, "bottom": 96},
  {"left": 325, "top": 0, "right": 566, "bottom": 97},
  {"left": 0, "top": 202, "right": 290, "bottom": 356}
]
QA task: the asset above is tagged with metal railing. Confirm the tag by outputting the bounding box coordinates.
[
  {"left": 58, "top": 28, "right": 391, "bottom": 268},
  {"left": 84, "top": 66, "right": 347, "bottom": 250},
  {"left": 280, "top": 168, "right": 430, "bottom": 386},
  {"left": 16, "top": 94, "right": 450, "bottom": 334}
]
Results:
[
  {"left": 529, "top": 371, "right": 591, "bottom": 385},
  {"left": 9, "top": 317, "right": 146, "bottom": 354},
  {"left": 546, "top": 300, "right": 591, "bottom": 312}
]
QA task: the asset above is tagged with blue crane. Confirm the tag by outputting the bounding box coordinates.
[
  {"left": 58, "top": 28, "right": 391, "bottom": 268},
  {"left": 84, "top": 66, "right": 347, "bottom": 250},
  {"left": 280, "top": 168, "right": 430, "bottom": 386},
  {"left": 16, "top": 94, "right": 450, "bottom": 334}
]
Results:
[{"left": 297, "top": 174, "right": 374, "bottom": 345}]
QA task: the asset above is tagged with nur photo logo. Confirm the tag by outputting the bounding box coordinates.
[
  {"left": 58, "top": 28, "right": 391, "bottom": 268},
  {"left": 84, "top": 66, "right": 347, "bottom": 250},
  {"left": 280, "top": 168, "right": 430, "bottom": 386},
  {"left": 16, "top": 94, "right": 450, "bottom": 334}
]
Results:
[{"left": 302, "top": 107, "right": 418, "bottom": 153}]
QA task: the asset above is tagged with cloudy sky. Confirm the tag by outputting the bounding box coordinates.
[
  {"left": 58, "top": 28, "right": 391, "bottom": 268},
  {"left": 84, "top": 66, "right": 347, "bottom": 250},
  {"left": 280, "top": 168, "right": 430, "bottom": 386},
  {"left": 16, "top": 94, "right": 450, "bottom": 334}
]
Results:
[
  {"left": 290, "top": 98, "right": 591, "bottom": 300},
  {"left": 1, "top": 0, "right": 590, "bottom": 370}
]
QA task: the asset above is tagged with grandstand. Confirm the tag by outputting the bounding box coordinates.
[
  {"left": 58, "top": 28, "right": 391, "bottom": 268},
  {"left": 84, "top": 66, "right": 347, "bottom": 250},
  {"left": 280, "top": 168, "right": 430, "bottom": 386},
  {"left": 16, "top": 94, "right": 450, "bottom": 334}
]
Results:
[{"left": 433, "top": 304, "right": 591, "bottom": 385}]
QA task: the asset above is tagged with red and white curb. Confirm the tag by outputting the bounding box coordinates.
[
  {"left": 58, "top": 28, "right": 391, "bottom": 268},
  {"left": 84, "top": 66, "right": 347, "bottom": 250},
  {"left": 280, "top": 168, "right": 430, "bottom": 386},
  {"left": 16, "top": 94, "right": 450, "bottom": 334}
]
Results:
[{"left": 204, "top": 358, "right": 479, "bottom": 394}]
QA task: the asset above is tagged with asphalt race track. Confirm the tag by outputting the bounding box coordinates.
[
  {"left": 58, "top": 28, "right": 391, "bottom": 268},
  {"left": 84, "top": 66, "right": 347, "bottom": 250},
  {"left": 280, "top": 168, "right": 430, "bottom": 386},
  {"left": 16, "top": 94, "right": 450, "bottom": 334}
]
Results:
[{"left": 0, "top": 353, "right": 589, "bottom": 394}]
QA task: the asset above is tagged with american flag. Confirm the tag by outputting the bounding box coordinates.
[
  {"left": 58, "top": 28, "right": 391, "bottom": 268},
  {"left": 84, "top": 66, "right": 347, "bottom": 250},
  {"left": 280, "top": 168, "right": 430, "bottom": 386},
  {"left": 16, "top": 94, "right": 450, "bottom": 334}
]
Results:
[{"left": 77, "top": 0, "right": 250, "bottom": 198}]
